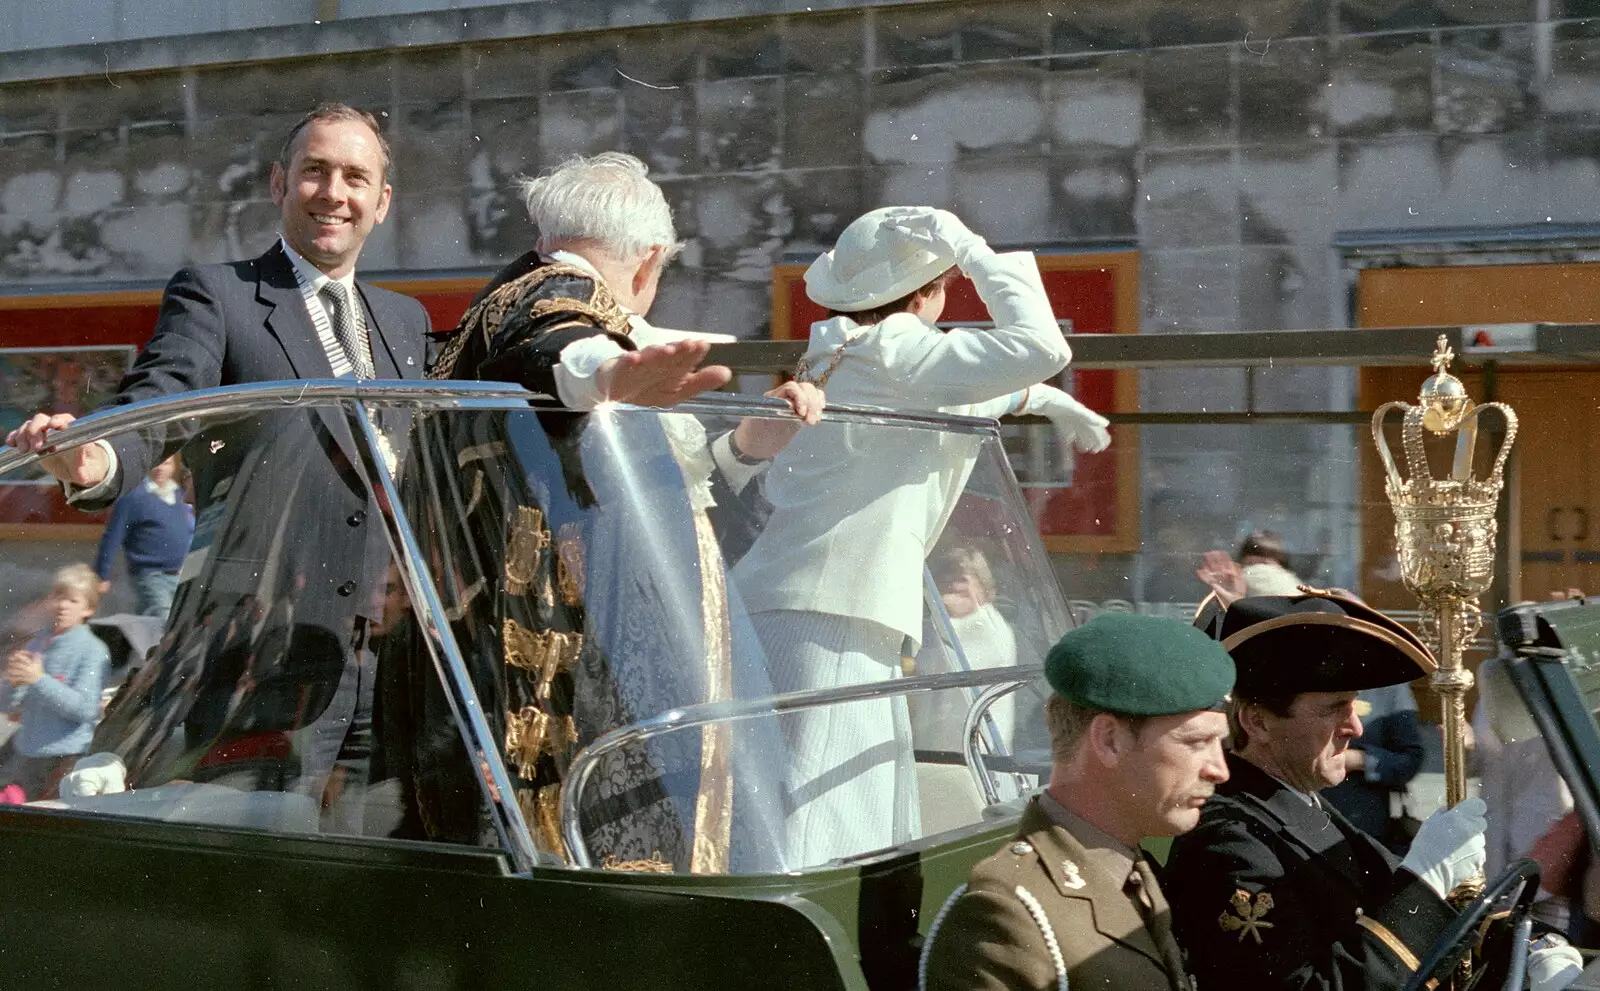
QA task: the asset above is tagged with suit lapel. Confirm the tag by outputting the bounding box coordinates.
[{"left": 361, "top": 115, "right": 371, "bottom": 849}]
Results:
[
  {"left": 1225, "top": 755, "right": 1376, "bottom": 898},
  {"left": 1022, "top": 803, "right": 1169, "bottom": 975},
  {"left": 355, "top": 281, "right": 421, "bottom": 380},
  {"left": 253, "top": 243, "right": 364, "bottom": 470},
  {"left": 256, "top": 243, "right": 335, "bottom": 379}
]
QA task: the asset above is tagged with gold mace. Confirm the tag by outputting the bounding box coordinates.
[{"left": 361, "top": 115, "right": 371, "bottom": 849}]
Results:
[{"left": 1372, "top": 335, "right": 1517, "bottom": 811}]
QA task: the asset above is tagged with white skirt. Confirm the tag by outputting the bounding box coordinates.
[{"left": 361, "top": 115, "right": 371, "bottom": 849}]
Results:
[{"left": 752, "top": 609, "right": 921, "bottom": 867}]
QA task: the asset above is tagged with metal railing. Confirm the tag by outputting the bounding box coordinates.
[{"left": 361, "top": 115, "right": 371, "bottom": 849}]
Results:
[{"left": 559, "top": 664, "right": 1043, "bottom": 869}]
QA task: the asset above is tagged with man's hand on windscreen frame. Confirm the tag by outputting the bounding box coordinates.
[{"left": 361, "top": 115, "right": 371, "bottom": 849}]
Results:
[
  {"left": 594, "top": 340, "right": 733, "bottom": 408},
  {"left": 5, "top": 412, "right": 109, "bottom": 488}
]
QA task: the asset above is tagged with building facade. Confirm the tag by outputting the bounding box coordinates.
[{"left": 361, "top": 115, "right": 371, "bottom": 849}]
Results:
[{"left": 1, "top": 0, "right": 1597, "bottom": 616}]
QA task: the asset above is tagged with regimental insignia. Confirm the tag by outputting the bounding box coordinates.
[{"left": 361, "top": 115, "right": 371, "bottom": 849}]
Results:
[
  {"left": 1219, "top": 889, "right": 1275, "bottom": 944},
  {"left": 1060, "top": 859, "right": 1087, "bottom": 890}
]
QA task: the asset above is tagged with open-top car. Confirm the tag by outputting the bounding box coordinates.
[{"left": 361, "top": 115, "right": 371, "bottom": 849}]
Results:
[{"left": 0, "top": 381, "right": 1066, "bottom": 989}]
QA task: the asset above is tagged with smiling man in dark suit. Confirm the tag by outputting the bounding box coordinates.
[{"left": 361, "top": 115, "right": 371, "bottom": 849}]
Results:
[{"left": 6, "top": 103, "right": 428, "bottom": 822}]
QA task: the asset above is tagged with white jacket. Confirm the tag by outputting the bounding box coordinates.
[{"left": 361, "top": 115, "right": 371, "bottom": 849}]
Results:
[{"left": 733, "top": 249, "right": 1068, "bottom": 642}]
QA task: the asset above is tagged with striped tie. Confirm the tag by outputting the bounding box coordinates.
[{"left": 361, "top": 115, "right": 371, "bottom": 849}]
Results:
[{"left": 319, "top": 282, "right": 375, "bottom": 380}]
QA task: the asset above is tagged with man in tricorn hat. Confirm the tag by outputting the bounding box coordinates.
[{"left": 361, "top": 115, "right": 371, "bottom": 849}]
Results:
[
  {"left": 922, "top": 613, "right": 1234, "bottom": 991},
  {"left": 1165, "top": 590, "right": 1582, "bottom": 991}
]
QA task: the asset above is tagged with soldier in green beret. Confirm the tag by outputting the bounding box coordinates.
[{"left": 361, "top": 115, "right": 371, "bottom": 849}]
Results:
[{"left": 920, "top": 612, "right": 1235, "bottom": 991}]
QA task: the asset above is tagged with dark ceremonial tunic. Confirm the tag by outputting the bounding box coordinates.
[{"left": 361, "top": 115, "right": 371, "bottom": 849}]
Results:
[
  {"left": 406, "top": 253, "right": 784, "bottom": 872},
  {"left": 1163, "top": 753, "right": 1454, "bottom": 991}
]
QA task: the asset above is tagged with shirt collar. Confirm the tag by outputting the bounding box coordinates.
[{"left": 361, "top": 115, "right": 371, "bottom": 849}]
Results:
[
  {"left": 545, "top": 249, "right": 654, "bottom": 328},
  {"left": 546, "top": 249, "right": 604, "bottom": 283},
  {"left": 1038, "top": 789, "right": 1139, "bottom": 881},
  {"left": 143, "top": 478, "right": 181, "bottom": 504},
  {"left": 280, "top": 237, "right": 356, "bottom": 294}
]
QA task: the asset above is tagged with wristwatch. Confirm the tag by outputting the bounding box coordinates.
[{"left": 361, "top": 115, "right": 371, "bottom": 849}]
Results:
[
  {"left": 1530, "top": 932, "right": 1570, "bottom": 953},
  {"left": 726, "top": 430, "right": 766, "bottom": 466}
]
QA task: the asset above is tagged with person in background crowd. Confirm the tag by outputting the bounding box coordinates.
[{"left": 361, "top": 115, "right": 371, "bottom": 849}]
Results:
[
  {"left": 922, "top": 613, "right": 1235, "bottom": 991},
  {"left": 910, "top": 543, "right": 1021, "bottom": 834},
  {"left": 1474, "top": 642, "right": 1579, "bottom": 934},
  {"left": 1195, "top": 528, "right": 1304, "bottom": 607},
  {"left": 733, "top": 204, "right": 1104, "bottom": 867},
  {"left": 0, "top": 565, "right": 111, "bottom": 800},
  {"left": 1323, "top": 678, "right": 1426, "bottom": 854},
  {"left": 93, "top": 454, "right": 194, "bottom": 618}
]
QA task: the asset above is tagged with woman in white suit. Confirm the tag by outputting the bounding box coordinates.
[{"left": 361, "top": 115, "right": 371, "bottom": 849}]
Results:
[{"left": 732, "top": 206, "right": 1110, "bottom": 866}]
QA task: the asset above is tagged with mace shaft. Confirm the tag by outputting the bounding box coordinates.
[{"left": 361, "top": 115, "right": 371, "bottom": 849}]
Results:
[{"left": 1429, "top": 601, "right": 1474, "bottom": 809}]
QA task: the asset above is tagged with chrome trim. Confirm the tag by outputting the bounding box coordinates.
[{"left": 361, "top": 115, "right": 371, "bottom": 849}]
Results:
[
  {"left": 963, "top": 681, "right": 1039, "bottom": 806},
  {"left": 346, "top": 404, "right": 542, "bottom": 873},
  {"left": 0, "top": 380, "right": 538, "bottom": 476},
  {"left": 0, "top": 379, "right": 1003, "bottom": 477},
  {"left": 560, "top": 663, "right": 1042, "bottom": 869}
]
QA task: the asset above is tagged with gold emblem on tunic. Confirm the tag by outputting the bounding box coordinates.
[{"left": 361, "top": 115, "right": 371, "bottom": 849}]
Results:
[
  {"left": 505, "top": 506, "right": 551, "bottom": 596},
  {"left": 555, "top": 523, "right": 586, "bottom": 606},
  {"left": 1219, "top": 889, "right": 1275, "bottom": 944}
]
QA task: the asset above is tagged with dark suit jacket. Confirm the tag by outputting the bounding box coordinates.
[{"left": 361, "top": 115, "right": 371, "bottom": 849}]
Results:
[
  {"left": 1163, "top": 753, "right": 1453, "bottom": 991},
  {"left": 89, "top": 242, "right": 429, "bottom": 626}
]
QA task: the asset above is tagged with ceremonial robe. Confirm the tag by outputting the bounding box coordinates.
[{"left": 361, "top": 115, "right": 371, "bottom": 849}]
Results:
[
  {"left": 418, "top": 255, "right": 787, "bottom": 872},
  {"left": 1162, "top": 753, "right": 1454, "bottom": 991},
  {"left": 922, "top": 796, "right": 1188, "bottom": 991}
]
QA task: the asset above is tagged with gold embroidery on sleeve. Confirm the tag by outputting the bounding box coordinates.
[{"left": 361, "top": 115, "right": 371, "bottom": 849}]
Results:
[{"left": 1356, "top": 915, "right": 1420, "bottom": 972}]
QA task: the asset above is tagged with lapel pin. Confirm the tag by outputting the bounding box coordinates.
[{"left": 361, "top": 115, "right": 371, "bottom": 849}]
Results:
[{"left": 407, "top": 356, "right": 415, "bottom": 366}]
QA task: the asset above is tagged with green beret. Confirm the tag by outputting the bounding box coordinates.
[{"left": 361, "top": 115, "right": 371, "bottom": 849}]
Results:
[{"left": 1045, "top": 613, "right": 1236, "bottom": 716}]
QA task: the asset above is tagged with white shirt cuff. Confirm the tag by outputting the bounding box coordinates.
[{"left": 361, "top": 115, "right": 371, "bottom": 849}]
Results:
[
  {"left": 708, "top": 431, "right": 764, "bottom": 495},
  {"left": 63, "top": 440, "right": 121, "bottom": 504},
  {"left": 553, "top": 336, "right": 629, "bottom": 410}
]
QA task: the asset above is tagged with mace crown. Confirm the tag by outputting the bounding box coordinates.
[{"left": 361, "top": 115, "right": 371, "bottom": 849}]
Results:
[{"left": 1372, "top": 334, "right": 1518, "bottom": 513}]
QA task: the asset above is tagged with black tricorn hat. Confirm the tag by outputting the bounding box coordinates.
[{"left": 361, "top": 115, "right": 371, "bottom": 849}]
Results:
[{"left": 1195, "top": 588, "right": 1435, "bottom": 698}]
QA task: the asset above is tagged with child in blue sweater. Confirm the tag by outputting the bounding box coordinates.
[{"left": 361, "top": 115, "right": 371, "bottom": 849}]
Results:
[{"left": 0, "top": 564, "right": 111, "bottom": 800}]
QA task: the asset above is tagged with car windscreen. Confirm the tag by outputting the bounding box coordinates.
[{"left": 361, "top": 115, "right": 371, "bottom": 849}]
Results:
[
  {"left": 0, "top": 391, "right": 531, "bottom": 863},
  {"left": 401, "top": 397, "right": 1068, "bottom": 874}
]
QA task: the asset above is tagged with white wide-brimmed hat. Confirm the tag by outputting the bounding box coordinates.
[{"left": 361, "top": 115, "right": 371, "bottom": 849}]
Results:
[{"left": 804, "top": 206, "right": 955, "bottom": 312}]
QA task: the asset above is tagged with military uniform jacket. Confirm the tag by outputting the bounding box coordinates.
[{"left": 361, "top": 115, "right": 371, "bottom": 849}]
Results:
[
  {"left": 923, "top": 797, "right": 1186, "bottom": 991},
  {"left": 1162, "top": 753, "right": 1454, "bottom": 991}
]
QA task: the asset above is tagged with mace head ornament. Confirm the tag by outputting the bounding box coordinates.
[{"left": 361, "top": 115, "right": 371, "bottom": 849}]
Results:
[
  {"left": 1418, "top": 334, "right": 1473, "bottom": 434},
  {"left": 1371, "top": 334, "right": 1518, "bottom": 604}
]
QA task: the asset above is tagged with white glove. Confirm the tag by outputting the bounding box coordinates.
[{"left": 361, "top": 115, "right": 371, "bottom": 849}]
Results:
[
  {"left": 1528, "top": 940, "right": 1584, "bottom": 991},
  {"left": 58, "top": 752, "right": 127, "bottom": 798},
  {"left": 1020, "top": 384, "right": 1111, "bottom": 455},
  {"left": 1399, "top": 797, "right": 1488, "bottom": 900},
  {"left": 878, "top": 207, "right": 990, "bottom": 269}
]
